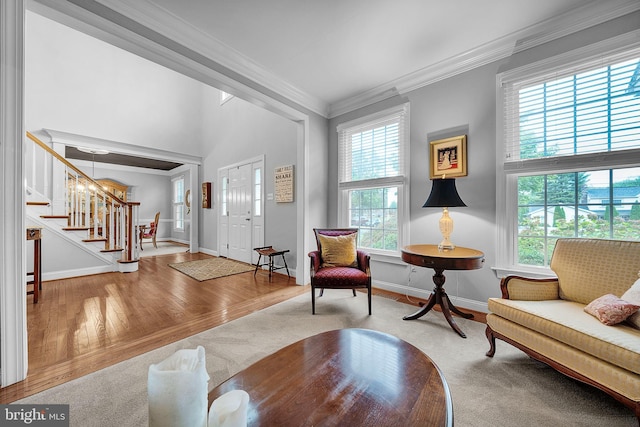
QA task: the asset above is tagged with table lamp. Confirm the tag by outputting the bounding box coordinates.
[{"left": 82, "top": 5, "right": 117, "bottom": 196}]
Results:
[{"left": 423, "top": 178, "right": 466, "bottom": 250}]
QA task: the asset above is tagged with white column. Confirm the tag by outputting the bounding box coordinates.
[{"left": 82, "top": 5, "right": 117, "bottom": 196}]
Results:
[
  {"left": 189, "top": 164, "right": 199, "bottom": 253},
  {"left": 0, "top": 0, "right": 27, "bottom": 386}
]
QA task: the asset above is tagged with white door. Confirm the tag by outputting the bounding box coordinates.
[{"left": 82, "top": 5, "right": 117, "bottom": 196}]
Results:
[{"left": 228, "top": 164, "right": 252, "bottom": 263}]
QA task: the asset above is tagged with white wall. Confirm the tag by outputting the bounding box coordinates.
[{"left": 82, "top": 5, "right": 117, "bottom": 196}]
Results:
[{"left": 25, "top": 11, "right": 205, "bottom": 156}]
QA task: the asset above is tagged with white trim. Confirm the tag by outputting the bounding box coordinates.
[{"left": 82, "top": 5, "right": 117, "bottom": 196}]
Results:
[
  {"left": 43, "top": 129, "right": 202, "bottom": 166},
  {"left": 499, "top": 31, "right": 640, "bottom": 85},
  {"left": 0, "top": 0, "right": 27, "bottom": 387}
]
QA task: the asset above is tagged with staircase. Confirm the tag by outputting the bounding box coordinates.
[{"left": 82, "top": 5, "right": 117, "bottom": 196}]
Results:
[{"left": 25, "top": 131, "right": 141, "bottom": 275}]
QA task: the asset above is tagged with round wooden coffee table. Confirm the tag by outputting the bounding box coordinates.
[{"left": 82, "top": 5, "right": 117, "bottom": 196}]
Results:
[{"left": 208, "top": 328, "right": 453, "bottom": 426}]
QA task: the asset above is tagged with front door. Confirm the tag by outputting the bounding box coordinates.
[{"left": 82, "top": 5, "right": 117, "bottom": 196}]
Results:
[{"left": 228, "top": 164, "right": 252, "bottom": 263}]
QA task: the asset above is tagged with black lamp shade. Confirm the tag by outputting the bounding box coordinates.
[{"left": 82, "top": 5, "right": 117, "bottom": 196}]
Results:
[{"left": 423, "top": 178, "right": 466, "bottom": 208}]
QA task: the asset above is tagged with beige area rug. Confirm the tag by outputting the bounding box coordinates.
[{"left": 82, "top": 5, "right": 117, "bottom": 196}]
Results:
[
  {"left": 17, "top": 292, "right": 636, "bottom": 426},
  {"left": 168, "top": 257, "right": 254, "bottom": 281}
]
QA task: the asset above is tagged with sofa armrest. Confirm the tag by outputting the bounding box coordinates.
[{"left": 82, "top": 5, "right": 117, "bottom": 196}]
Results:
[{"left": 500, "top": 275, "right": 560, "bottom": 300}]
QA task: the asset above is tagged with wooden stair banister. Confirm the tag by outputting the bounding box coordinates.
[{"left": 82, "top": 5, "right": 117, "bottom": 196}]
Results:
[{"left": 26, "top": 131, "right": 140, "bottom": 268}]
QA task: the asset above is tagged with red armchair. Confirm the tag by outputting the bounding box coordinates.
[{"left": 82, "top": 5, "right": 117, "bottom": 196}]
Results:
[{"left": 308, "top": 228, "right": 371, "bottom": 315}]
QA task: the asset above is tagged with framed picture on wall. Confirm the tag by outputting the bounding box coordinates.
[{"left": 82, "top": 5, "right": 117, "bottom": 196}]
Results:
[
  {"left": 202, "top": 182, "right": 211, "bottom": 209},
  {"left": 429, "top": 135, "right": 467, "bottom": 179}
]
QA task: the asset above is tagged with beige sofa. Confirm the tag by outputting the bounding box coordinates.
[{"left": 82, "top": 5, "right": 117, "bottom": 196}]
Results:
[{"left": 486, "top": 238, "right": 640, "bottom": 420}]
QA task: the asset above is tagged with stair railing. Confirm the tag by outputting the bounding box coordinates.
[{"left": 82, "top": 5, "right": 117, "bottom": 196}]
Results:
[{"left": 26, "top": 131, "right": 140, "bottom": 263}]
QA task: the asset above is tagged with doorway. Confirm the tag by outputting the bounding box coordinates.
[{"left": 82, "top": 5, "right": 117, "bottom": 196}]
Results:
[{"left": 218, "top": 156, "right": 265, "bottom": 264}]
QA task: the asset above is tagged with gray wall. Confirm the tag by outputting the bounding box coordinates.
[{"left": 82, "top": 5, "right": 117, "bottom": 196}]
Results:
[
  {"left": 328, "top": 62, "right": 500, "bottom": 309},
  {"left": 201, "top": 87, "right": 300, "bottom": 269},
  {"left": 327, "top": 10, "right": 640, "bottom": 310}
]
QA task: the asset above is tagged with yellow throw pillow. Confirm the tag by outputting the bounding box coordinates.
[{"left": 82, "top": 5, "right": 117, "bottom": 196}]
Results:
[{"left": 318, "top": 233, "right": 358, "bottom": 267}]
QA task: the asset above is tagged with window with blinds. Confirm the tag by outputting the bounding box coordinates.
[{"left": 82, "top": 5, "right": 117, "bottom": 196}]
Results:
[
  {"left": 337, "top": 104, "right": 409, "bottom": 252},
  {"left": 499, "top": 48, "right": 640, "bottom": 268},
  {"left": 504, "top": 51, "right": 640, "bottom": 167},
  {"left": 172, "top": 176, "right": 185, "bottom": 231}
]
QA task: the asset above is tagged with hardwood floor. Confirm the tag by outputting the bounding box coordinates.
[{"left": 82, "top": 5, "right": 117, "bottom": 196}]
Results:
[
  {"left": 1, "top": 252, "right": 305, "bottom": 403},
  {"left": 0, "top": 251, "right": 486, "bottom": 404}
]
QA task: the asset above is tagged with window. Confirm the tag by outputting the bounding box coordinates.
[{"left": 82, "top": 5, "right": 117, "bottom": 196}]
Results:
[
  {"left": 337, "top": 104, "right": 409, "bottom": 253},
  {"left": 221, "top": 175, "right": 228, "bottom": 217},
  {"left": 173, "top": 176, "right": 185, "bottom": 230},
  {"left": 254, "top": 167, "right": 262, "bottom": 216},
  {"left": 498, "top": 47, "right": 640, "bottom": 272},
  {"left": 220, "top": 91, "right": 234, "bottom": 105}
]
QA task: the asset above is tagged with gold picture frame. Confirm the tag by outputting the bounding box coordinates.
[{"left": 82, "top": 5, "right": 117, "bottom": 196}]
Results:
[{"left": 429, "top": 135, "right": 467, "bottom": 179}]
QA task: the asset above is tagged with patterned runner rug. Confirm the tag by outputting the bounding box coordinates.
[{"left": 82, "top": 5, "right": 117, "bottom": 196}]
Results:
[{"left": 168, "top": 257, "right": 254, "bottom": 281}]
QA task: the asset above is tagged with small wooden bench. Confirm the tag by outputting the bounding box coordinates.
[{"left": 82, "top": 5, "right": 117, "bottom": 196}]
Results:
[{"left": 253, "top": 246, "right": 290, "bottom": 280}]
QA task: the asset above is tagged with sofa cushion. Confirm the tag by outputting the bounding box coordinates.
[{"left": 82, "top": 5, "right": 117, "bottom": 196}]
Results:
[
  {"left": 488, "top": 298, "right": 640, "bottom": 375},
  {"left": 584, "top": 294, "right": 640, "bottom": 325},
  {"left": 622, "top": 278, "right": 640, "bottom": 330},
  {"left": 550, "top": 239, "right": 640, "bottom": 305},
  {"left": 486, "top": 313, "right": 640, "bottom": 401}
]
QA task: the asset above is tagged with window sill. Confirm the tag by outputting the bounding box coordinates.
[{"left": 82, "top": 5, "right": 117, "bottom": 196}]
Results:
[{"left": 367, "top": 250, "right": 404, "bottom": 265}]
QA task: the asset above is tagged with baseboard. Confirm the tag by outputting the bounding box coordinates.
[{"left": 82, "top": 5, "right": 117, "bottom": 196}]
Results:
[
  {"left": 198, "top": 247, "right": 218, "bottom": 256},
  {"left": 372, "top": 279, "right": 489, "bottom": 313},
  {"left": 42, "top": 265, "right": 115, "bottom": 282}
]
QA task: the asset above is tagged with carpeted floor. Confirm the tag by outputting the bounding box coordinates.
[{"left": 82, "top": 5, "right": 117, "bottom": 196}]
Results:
[
  {"left": 17, "top": 291, "right": 636, "bottom": 426},
  {"left": 168, "top": 257, "right": 254, "bottom": 281}
]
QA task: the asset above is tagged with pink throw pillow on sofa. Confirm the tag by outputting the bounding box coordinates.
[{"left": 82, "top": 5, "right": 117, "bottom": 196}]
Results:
[
  {"left": 621, "top": 279, "right": 640, "bottom": 329},
  {"left": 584, "top": 294, "right": 640, "bottom": 326}
]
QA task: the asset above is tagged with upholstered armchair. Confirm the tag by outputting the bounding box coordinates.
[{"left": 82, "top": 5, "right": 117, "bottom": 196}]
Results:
[{"left": 308, "top": 228, "right": 371, "bottom": 315}]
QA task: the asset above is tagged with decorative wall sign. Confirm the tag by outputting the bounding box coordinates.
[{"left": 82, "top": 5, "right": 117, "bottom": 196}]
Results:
[
  {"left": 202, "top": 182, "right": 212, "bottom": 209},
  {"left": 429, "top": 135, "right": 467, "bottom": 179},
  {"left": 275, "top": 165, "right": 294, "bottom": 203}
]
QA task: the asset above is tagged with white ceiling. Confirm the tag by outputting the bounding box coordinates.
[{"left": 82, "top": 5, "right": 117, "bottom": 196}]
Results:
[{"left": 138, "top": 0, "right": 636, "bottom": 116}]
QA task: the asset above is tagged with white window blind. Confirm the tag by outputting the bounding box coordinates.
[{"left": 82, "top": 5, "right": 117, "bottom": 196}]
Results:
[
  {"left": 503, "top": 48, "right": 640, "bottom": 172},
  {"left": 338, "top": 105, "right": 407, "bottom": 188}
]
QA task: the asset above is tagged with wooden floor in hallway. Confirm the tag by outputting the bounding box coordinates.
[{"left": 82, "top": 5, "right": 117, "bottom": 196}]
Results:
[{"left": 0, "top": 251, "right": 306, "bottom": 403}]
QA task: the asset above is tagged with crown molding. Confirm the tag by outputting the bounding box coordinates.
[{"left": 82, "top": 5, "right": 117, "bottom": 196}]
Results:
[
  {"left": 43, "top": 129, "right": 203, "bottom": 165},
  {"left": 95, "top": 0, "right": 328, "bottom": 117},
  {"left": 328, "top": 0, "right": 640, "bottom": 118}
]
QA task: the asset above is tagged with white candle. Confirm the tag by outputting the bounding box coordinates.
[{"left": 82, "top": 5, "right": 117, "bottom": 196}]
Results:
[
  {"left": 208, "top": 390, "right": 250, "bottom": 427},
  {"left": 148, "top": 346, "right": 209, "bottom": 427}
]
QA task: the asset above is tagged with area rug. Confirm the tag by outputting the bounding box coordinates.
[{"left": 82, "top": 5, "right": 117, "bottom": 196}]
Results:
[
  {"left": 17, "top": 292, "right": 635, "bottom": 426},
  {"left": 168, "top": 257, "right": 254, "bottom": 281}
]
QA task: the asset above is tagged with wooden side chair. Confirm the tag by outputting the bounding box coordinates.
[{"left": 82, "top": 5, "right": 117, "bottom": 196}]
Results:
[
  {"left": 308, "top": 228, "right": 371, "bottom": 315},
  {"left": 141, "top": 211, "right": 160, "bottom": 250}
]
